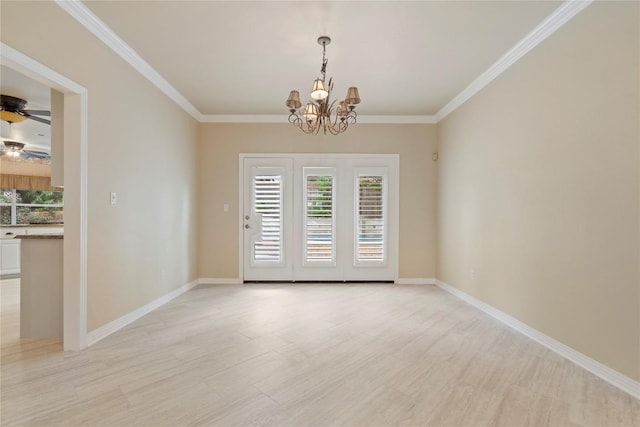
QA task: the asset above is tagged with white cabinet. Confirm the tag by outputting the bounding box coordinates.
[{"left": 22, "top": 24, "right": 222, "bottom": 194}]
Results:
[{"left": 1, "top": 238, "right": 21, "bottom": 275}]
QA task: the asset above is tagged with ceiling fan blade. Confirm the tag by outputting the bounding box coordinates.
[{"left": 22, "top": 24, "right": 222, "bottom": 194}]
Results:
[
  {"left": 23, "top": 150, "right": 51, "bottom": 158},
  {"left": 26, "top": 115, "right": 51, "bottom": 125},
  {"left": 24, "top": 109, "right": 51, "bottom": 116}
]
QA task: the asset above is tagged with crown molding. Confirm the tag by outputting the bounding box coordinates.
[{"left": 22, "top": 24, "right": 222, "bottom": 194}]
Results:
[
  {"left": 200, "top": 114, "right": 437, "bottom": 124},
  {"left": 54, "top": 0, "right": 202, "bottom": 121},
  {"left": 200, "top": 115, "right": 284, "bottom": 123},
  {"left": 434, "top": 0, "right": 593, "bottom": 122},
  {"left": 357, "top": 115, "right": 437, "bottom": 124}
]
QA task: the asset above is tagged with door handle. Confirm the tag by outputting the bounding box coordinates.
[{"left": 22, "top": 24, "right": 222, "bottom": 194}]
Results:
[{"left": 245, "top": 224, "right": 250, "bottom": 229}]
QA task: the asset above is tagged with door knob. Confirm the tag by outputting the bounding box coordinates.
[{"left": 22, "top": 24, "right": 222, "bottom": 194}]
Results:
[
  {"left": 245, "top": 215, "right": 250, "bottom": 220},
  {"left": 245, "top": 224, "right": 250, "bottom": 229}
]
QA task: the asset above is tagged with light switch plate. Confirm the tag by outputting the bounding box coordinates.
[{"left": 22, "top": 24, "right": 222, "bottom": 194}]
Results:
[{"left": 110, "top": 192, "right": 117, "bottom": 205}]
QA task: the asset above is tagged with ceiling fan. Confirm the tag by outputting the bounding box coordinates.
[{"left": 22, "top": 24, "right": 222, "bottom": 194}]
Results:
[
  {"left": 1, "top": 140, "right": 50, "bottom": 159},
  {"left": 0, "top": 95, "right": 51, "bottom": 125}
]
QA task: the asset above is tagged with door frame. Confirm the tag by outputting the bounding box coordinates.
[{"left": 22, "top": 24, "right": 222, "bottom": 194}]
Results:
[
  {"left": 238, "top": 153, "right": 399, "bottom": 283},
  {"left": 2, "top": 43, "right": 88, "bottom": 350}
]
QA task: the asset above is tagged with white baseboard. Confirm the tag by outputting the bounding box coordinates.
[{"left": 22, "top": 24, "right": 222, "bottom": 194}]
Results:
[
  {"left": 435, "top": 279, "right": 640, "bottom": 400},
  {"left": 395, "top": 278, "right": 436, "bottom": 285},
  {"left": 87, "top": 279, "right": 199, "bottom": 346},
  {"left": 198, "top": 277, "right": 242, "bottom": 285}
]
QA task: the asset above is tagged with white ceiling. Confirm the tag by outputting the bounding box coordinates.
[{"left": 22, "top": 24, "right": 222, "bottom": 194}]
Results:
[
  {"left": 0, "top": 0, "right": 566, "bottom": 148},
  {"left": 83, "top": 0, "right": 562, "bottom": 117}
]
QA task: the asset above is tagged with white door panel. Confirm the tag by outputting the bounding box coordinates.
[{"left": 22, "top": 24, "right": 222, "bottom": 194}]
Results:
[
  {"left": 242, "top": 159, "right": 293, "bottom": 280},
  {"left": 293, "top": 162, "right": 342, "bottom": 281}
]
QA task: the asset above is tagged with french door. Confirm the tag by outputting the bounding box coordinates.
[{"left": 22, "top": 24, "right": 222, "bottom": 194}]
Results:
[{"left": 242, "top": 154, "right": 398, "bottom": 282}]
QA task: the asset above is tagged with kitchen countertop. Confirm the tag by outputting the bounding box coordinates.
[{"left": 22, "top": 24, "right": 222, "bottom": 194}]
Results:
[{"left": 15, "top": 234, "right": 64, "bottom": 239}]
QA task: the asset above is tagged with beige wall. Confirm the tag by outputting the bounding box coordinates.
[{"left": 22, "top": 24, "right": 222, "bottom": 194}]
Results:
[
  {"left": 437, "top": 2, "right": 639, "bottom": 381},
  {"left": 1, "top": 1, "right": 199, "bottom": 331},
  {"left": 197, "top": 123, "right": 437, "bottom": 280}
]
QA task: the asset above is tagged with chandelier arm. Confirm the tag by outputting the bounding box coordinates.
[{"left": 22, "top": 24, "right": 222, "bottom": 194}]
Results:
[
  {"left": 300, "top": 121, "right": 315, "bottom": 134},
  {"left": 323, "top": 113, "right": 346, "bottom": 135},
  {"left": 345, "top": 109, "right": 358, "bottom": 124},
  {"left": 326, "top": 122, "right": 341, "bottom": 136},
  {"left": 288, "top": 112, "right": 302, "bottom": 125},
  {"left": 289, "top": 112, "right": 314, "bottom": 134}
]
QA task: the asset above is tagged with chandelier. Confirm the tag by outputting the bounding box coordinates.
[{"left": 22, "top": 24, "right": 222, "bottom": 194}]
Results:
[{"left": 286, "top": 36, "right": 360, "bottom": 135}]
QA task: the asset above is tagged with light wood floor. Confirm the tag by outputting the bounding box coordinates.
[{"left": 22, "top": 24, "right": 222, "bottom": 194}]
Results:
[{"left": 1, "top": 281, "right": 638, "bottom": 426}]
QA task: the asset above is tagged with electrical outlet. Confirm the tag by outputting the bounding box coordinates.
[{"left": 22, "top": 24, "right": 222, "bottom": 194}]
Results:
[
  {"left": 470, "top": 269, "right": 476, "bottom": 281},
  {"left": 223, "top": 203, "right": 229, "bottom": 212}
]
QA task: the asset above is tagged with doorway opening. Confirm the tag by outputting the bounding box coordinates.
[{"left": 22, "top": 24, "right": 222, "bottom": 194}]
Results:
[{"left": 1, "top": 43, "right": 88, "bottom": 350}]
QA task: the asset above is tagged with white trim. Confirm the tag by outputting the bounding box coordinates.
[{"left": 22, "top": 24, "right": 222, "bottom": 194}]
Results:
[
  {"left": 77, "top": 87, "right": 89, "bottom": 351},
  {"left": 87, "top": 279, "right": 199, "bottom": 346},
  {"left": 395, "top": 278, "right": 436, "bottom": 285},
  {"left": 434, "top": 0, "right": 593, "bottom": 122},
  {"left": 1, "top": 43, "right": 88, "bottom": 351},
  {"left": 198, "top": 277, "right": 243, "bottom": 285},
  {"left": 238, "top": 155, "right": 245, "bottom": 283},
  {"left": 201, "top": 115, "right": 436, "bottom": 124},
  {"left": 435, "top": 279, "right": 640, "bottom": 400},
  {"left": 201, "top": 115, "right": 284, "bottom": 123},
  {"left": 240, "top": 153, "right": 400, "bottom": 160},
  {"left": 356, "top": 115, "right": 436, "bottom": 124},
  {"left": 54, "top": 0, "right": 201, "bottom": 121},
  {"left": 1, "top": 44, "right": 85, "bottom": 94}
]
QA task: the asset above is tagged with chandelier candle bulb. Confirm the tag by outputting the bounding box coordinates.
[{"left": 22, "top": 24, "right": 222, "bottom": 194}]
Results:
[{"left": 285, "top": 36, "right": 360, "bottom": 135}]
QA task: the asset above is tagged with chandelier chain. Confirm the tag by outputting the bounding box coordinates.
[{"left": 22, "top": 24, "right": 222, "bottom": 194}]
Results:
[{"left": 320, "top": 41, "right": 327, "bottom": 78}]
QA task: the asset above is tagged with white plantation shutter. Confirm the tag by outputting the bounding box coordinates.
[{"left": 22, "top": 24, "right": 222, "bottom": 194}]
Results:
[
  {"left": 253, "top": 175, "right": 283, "bottom": 262},
  {"left": 356, "top": 173, "right": 386, "bottom": 265},
  {"left": 304, "top": 169, "right": 335, "bottom": 265}
]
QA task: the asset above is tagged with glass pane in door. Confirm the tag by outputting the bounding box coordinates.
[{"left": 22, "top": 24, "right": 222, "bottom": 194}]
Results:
[{"left": 304, "top": 173, "right": 335, "bottom": 265}]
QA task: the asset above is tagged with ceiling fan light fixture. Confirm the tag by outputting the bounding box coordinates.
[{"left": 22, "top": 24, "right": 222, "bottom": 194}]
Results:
[
  {"left": 286, "top": 36, "right": 360, "bottom": 135},
  {"left": 3, "top": 140, "right": 24, "bottom": 157},
  {"left": 0, "top": 110, "right": 27, "bottom": 124},
  {"left": 0, "top": 95, "right": 52, "bottom": 125}
]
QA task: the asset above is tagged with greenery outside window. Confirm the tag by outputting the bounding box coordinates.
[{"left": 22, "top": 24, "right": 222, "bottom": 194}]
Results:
[{"left": 0, "top": 189, "right": 64, "bottom": 225}]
